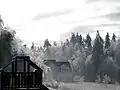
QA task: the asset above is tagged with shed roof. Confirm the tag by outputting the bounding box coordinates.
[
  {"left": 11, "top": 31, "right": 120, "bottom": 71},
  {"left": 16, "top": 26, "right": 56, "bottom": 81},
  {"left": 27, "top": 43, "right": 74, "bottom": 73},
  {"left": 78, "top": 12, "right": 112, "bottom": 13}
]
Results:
[{"left": 43, "top": 59, "right": 71, "bottom": 68}]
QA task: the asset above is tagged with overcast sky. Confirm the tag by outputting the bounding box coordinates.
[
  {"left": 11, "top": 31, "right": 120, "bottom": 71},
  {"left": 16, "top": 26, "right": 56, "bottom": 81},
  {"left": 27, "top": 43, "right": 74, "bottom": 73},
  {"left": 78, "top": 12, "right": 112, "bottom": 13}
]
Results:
[{"left": 0, "top": 0, "right": 120, "bottom": 46}]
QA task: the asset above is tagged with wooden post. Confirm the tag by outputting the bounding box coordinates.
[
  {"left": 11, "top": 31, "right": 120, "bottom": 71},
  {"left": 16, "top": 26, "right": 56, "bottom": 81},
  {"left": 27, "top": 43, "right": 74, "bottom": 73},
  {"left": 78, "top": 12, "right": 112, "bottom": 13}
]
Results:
[
  {"left": 24, "top": 59, "right": 26, "bottom": 87},
  {"left": 15, "top": 57, "right": 17, "bottom": 89},
  {"left": 12, "top": 61, "right": 14, "bottom": 89},
  {"left": 0, "top": 70, "right": 4, "bottom": 90},
  {"left": 27, "top": 58, "right": 30, "bottom": 89},
  {"left": 35, "top": 70, "right": 42, "bottom": 86}
]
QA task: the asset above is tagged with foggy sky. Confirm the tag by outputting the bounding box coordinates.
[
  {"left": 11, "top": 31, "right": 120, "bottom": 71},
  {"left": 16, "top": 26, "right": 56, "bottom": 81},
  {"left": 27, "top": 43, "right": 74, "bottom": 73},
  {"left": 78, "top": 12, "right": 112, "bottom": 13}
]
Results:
[{"left": 0, "top": 0, "right": 119, "bottom": 46}]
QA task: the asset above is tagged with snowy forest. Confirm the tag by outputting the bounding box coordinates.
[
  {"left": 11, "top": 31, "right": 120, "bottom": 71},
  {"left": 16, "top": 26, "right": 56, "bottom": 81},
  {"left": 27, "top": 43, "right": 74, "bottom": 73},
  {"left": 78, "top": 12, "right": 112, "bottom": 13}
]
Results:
[
  {"left": 42, "top": 31, "right": 119, "bottom": 84},
  {"left": 1, "top": 14, "right": 120, "bottom": 88}
]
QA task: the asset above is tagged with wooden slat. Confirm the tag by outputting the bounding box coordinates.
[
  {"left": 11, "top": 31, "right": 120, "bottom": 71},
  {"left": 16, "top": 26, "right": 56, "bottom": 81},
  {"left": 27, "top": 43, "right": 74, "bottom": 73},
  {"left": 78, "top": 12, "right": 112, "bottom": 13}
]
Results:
[
  {"left": 24, "top": 60, "right": 26, "bottom": 72},
  {"left": 12, "top": 61, "right": 14, "bottom": 90},
  {"left": 17, "top": 73, "right": 20, "bottom": 88},
  {"left": 21, "top": 73, "right": 24, "bottom": 88},
  {"left": 15, "top": 59, "right": 17, "bottom": 89}
]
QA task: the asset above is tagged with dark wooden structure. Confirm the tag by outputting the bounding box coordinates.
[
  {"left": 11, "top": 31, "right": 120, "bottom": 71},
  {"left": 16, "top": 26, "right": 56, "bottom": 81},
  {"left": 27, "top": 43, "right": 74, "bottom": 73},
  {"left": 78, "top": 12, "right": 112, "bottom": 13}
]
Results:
[
  {"left": 0, "top": 56, "right": 49, "bottom": 90},
  {"left": 44, "top": 59, "right": 73, "bottom": 82}
]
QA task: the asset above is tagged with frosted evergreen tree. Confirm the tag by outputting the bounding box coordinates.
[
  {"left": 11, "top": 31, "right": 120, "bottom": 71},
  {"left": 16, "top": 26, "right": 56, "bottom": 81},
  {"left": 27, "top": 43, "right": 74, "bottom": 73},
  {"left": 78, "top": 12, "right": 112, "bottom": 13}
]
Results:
[
  {"left": 53, "top": 41, "right": 57, "bottom": 46},
  {"left": 92, "top": 30, "right": 104, "bottom": 79},
  {"left": 85, "top": 34, "right": 92, "bottom": 54},
  {"left": 115, "top": 39, "right": 120, "bottom": 66},
  {"left": 65, "top": 39, "right": 70, "bottom": 47},
  {"left": 105, "top": 32, "right": 110, "bottom": 49},
  {"left": 112, "top": 33, "right": 116, "bottom": 42},
  {"left": 43, "top": 39, "right": 52, "bottom": 59},
  {"left": 76, "top": 32, "right": 79, "bottom": 43},
  {"left": 105, "top": 33, "right": 116, "bottom": 58},
  {"left": 78, "top": 34, "right": 84, "bottom": 48},
  {"left": 31, "top": 42, "right": 35, "bottom": 50},
  {"left": 70, "top": 33, "right": 76, "bottom": 46},
  {"left": 43, "top": 39, "right": 51, "bottom": 49}
]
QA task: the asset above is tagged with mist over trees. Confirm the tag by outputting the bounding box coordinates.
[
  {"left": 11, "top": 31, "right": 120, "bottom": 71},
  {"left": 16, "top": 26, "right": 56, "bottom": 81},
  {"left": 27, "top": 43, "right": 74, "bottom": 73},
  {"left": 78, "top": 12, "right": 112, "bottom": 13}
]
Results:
[
  {"left": 41, "top": 31, "right": 120, "bottom": 83},
  {"left": 1, "top": 14, "right": 120, "bottom": 84}
]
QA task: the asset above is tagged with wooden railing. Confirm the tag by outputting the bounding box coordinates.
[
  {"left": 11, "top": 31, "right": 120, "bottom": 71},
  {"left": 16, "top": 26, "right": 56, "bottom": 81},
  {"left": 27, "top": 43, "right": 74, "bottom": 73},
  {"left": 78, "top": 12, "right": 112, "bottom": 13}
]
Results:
[
  {"left": 0, "top": 56, "right": 49, "bottom": 90},
  {"left": 1, "top": 71, "right": 42, "bottom": 89}
]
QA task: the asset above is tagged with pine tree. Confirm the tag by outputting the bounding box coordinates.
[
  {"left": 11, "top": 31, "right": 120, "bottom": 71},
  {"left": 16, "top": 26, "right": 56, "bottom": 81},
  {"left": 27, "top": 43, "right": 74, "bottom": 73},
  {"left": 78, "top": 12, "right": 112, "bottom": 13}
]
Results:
[
  {"left": 76, "top": 32, "right": 79, "bottom": 43},
  {"left": 70, "top": 33, "right": 76, "bottom": 46},
  {"left": 93, "top": 31, "right": 104, "bottom": 56},
  {"left": 112, "top": 33, "right": 116, "bottom": 42},
  {"left": 43, "top": 39, "right": 51, "bottom": 49},
  {"left": 31, "top": 42, "right": 35, "bottom": 50},
  {"left": 43, "top": 39, "right": 51, "bottom": 59},
  {"left": 105, "top": 32, "right": 110, "bottom": 49},
  {"left": 78, "top": 34, "right": 84, "bottom": 47},
  {"left": 92, "top": 30, "right": 104, "bottom": 79},
  {"left": 97, "top": 30, "right": 104, "bottom": 44},
  {"left": 53, "top": 41, "right": 57, "bottom": 46},
  {"left": 108, "top": 33, "right": 116, "bottom": 58},
  {"left": 66, "top": 39, "right": 70, "bottom": 47},
  {"left": 86, "top": 34, "right": 92, "bottom": 48},
  {"left": 85, "top": 34, "right": 92, "bottom": 55}
]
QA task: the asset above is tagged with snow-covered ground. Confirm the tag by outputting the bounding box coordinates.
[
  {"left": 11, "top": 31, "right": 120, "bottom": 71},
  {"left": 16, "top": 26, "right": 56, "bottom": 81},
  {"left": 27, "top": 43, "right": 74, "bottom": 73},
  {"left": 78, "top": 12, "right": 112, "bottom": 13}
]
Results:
[{"left": 48, "top": 82, "right": 120, "bottom": 90}]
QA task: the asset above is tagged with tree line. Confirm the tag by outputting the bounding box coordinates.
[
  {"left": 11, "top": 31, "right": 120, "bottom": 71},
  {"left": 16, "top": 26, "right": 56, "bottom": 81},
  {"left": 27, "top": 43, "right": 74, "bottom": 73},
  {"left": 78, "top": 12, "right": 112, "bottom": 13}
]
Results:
[
  {"left": 42, "top": 30, "right": 120, "bottom": 83},
  {"left": 1, "top": 14, "right": 120, "bottom": 84}
]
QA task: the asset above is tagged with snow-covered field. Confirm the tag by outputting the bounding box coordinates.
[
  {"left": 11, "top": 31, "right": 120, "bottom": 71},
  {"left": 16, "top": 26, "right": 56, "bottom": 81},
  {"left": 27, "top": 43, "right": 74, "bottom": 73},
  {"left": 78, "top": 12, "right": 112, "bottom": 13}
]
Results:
[{"left": 48, "top": 82, "right": 120, "bottom": 90}]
